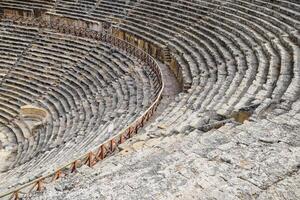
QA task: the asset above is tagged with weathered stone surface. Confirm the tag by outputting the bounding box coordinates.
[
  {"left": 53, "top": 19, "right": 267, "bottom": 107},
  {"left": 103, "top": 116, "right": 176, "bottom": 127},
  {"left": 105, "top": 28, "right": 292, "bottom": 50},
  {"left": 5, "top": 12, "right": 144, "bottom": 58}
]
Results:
[
  {"left": 1, "top": 0, "right": 300, "bottom": 199},
  {"left": 32, "top": 112, "right": 300, "bottom": 200}
]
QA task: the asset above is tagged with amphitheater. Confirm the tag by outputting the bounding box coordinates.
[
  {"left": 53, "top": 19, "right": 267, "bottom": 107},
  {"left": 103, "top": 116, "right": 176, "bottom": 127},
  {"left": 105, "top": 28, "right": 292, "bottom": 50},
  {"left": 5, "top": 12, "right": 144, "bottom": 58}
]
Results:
[{"left": 0, "top": 0, "right": 299, "bottom": 199}]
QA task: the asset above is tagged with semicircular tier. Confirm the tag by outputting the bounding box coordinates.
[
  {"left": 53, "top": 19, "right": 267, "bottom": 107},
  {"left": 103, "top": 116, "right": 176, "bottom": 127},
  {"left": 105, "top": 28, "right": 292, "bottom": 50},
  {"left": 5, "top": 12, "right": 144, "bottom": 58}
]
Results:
[
  {"left": 2, "top": 0, "right": 299, "bottom": 128},
  {"left": 0, "top": 0, "right": 299, "bottom": 196},
  {"left": 17, "top": 0, "right": 296, "bottom": 131},
  {"left": 0, "top": 22, "right": 161, "bottom": 192}
]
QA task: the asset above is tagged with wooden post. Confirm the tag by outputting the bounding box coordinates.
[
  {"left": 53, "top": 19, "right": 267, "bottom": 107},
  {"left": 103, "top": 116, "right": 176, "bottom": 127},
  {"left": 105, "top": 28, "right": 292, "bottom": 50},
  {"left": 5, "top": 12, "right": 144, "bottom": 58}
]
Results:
[
  {"left": 86, "top": 152, "right": 95, "bottom": 167},
  {"left": 141, "top": 117, "right": 145, "bottom": 127},
  {"left": 52, "top": 170, "right": 62, "bottom": 181},
  {"left": 119, "top": 134, "right": 124, "bottom": 144},
  {"left": 36, "top": 180, "right": 43, "bottom": 192},
  {"left": 97, "top": 145, "right": 105, "bottom": 160},
  {"left": 13, "top": 191, "right": 19, "bottom": 200},
  {"left": 110, "top": 139, "right": 115, "bottom": 152},
  {"left": 71, "top": 160, "right": 79, "bottom": 173}
]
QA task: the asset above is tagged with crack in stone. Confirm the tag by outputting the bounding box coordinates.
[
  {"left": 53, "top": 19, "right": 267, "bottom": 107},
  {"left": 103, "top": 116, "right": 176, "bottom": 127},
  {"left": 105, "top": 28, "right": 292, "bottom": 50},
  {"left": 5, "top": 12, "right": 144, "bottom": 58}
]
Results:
[
  {"left": 261, "top": 167, "right": 300, "bottom": 191},
  {"left": 237, "top": 176, "right": 263, "bottom": 190}
]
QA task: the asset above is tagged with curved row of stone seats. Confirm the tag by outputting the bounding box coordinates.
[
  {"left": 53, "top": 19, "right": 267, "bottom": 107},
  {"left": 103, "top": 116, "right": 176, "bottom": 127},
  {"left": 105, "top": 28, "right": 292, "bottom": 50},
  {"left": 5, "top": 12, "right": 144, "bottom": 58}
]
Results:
[
  {"left": 228, "top": 0, "right": 300, "bottom": 106},
  {"left": 183, "top": 0, "right": 296, "bottom": 112},
  {"left": 11, "top": 0, "right": 299, "bottom": 198},
  {"left": 54, "top": 0, "right": 98, "bottom": 17},
  {"left": 50, "top": 0, "right": 299, "bottom": 115},
  {"left": 1, "top": 1, "right": 297, "bottom": 141},
  {"left": 0, "top": 24, "right": 38, "bottom": 82},
  {"left": 143, "top": 0, "right": 299, "bottom": 133},
  {"left": 0, "top": 22, "right": 160, "bottom": 193},
  {"left": 0, "top": 0, "right": 298, "bottom": 196},
  {"left": 103, "top": 0, "right": 297, "bottom": 122},
  {"left": 0, "top": 23, "right": 40, "bottom": 169},
  {"left": 1, "top": 0, "right": 298, "bottom": 140},
  {"left": 51, "top": 1, "right": 214, "bottom": 88},
  {"left": 48, "top": 0, "right": 298, "bottom": 135},
  {"left": 55, "top": 0, "right": 141, "bottom": 22},
  {"left": 0, "top": 0, "right": 55, "bottom": 11}
]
